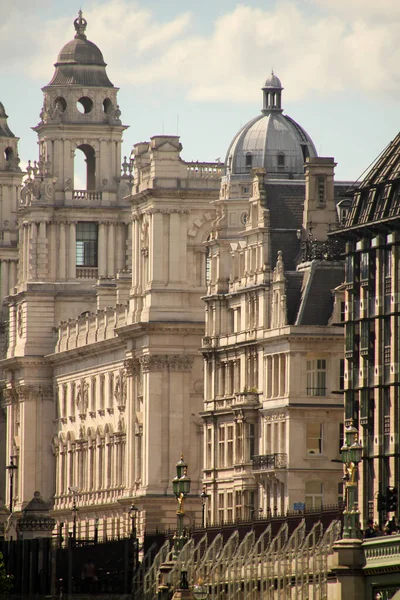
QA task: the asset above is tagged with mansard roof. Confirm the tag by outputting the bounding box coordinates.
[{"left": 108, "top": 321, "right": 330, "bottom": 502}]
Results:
[
  {"left": 294, "top": 263, "right": 344, "bottom": 326},
  {"left": 339, "top": 132, "right": 400, "bottom": 230}
]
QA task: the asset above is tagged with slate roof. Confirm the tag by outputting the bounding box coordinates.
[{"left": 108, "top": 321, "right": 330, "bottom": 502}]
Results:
[
  {"left": 285, "top": 271, "right": 303, "bottom": 325},
  {"left": 295, "top": 263, "right": 345, "bottom": 326}
]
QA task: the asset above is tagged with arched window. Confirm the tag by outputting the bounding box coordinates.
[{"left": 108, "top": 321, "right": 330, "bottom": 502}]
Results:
[
  {"left": 74, "top": 144, "right": 96, "bottom": 190},
  {"left": 245, "top": 152, "right": 252, "bottom": 168},
  {"left": 103, "top": 98, "right": 113, "bottom": 114},
  {"left": 4, "top": 147, "right": 13, "bottom": 162}
]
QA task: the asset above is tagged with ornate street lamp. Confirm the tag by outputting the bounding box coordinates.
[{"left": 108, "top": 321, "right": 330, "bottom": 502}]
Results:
[
  {"left": 172, "top": 455, "right": 191, "bottom": 558},
  {"left": 200, "top": 486, "right": 209, "bottom": 529},
  {"left": 341, "top": 423, "right": 363, "bottom": 539},
  {"left": 5, "top": 456, "right": 18, "bottom": 513},
  {"left": 129, "top": 503, "right": 139, "bottom": 572}
]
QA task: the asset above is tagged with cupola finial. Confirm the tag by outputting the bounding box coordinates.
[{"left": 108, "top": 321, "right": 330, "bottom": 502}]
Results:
[{"left": 74, "top": 10, "right": 87, "bottom": 38}]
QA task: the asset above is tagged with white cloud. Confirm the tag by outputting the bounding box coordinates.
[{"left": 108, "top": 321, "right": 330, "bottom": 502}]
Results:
[{"left": 2, "top": 0, "right": 400, "bottom": 104}]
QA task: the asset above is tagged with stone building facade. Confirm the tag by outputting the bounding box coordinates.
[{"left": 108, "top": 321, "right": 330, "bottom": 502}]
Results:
[
  {"left": 0, "top": 13, "right": 353, "bottom": 540},
  {"left": 0, "top": 13, "right": 224, "bottom": 537},
  {"left": 200, "top": 75, "right": 350, "bottom": 523}
]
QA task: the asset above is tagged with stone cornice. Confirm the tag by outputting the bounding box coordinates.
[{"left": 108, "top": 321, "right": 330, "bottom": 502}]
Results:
[
  {"left": 129, "top": 187, "right": 219, "bottom": 205},
  {"left": 116, "top": 321, "right": 204, "bottom": 340},
  {"left": 0, "top": 355, "right": 49, "bottom": 372},
  {"left": 46, "top": 337, "right": 123, "bottom": 366}
]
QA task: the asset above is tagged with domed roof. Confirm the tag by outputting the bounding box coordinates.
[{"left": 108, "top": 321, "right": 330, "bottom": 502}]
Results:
[
  {"left": 0, "top": 102, "right": 15, "bottom": 137},
  {"left": 225, "top": 73, "right": 317, "bottom": 177},
  {"left": 47, "top": 11, "right": 113, "bottom": 88},
  {"left": 264, "top": 71, "right": 282, "bottom": 88}
]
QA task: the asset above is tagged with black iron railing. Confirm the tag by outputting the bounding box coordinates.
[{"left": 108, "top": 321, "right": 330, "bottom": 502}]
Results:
[{"left": 252, "top": 453, "right": 288, "bottom": 471}]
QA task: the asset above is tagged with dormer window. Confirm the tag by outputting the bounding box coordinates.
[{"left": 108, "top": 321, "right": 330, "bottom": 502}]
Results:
[
  {"left": 277, "top": 153, "right": 285, "bottom": 170},
  {"left": 245, "top": 152, "right": 252, "bottom": 169}
]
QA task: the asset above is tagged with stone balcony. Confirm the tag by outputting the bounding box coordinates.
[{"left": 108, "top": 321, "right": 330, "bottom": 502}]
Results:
[
  {"left": 232, "top": 392, "right": 260, "bottom": 406},
  {"left": 73, "top": 189, "right": 102, "bottom": 201},
  {"left": 252, "top": 453, "right": 288, "bottom": 471}
]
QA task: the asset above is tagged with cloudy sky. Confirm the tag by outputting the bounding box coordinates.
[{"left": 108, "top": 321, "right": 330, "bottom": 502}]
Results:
[{"left": 2, "top": 0, "right": 400, "bottom": 180}]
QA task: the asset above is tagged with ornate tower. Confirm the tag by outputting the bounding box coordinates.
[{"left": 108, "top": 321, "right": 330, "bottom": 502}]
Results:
[
  {"left": 2, "top": 12, "right": 131, "bottom": 511},
  {"left": 0, "top": 103, "right": 22, "bottom": 507},
  {"left": 0, "top": 103, "right": 21, "bottom": 313}
]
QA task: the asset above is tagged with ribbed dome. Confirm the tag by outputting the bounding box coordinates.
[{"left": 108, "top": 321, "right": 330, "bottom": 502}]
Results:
[
  {"left": 264, "top": 72, "right": 282, "bottom": 88},
  {"left": 56, "top": 37, "right": 106, "bottom": 67},
  {"left": 47, "top": 11, "right": 113, "bottom": 88},
  {"left": 225, "top": 73, "right": 317, "bottom": 176}
]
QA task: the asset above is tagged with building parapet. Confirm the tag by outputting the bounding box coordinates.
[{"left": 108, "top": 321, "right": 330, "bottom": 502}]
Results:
[
  {"left": 185, "top": 161, "right": 223, "bottom": 180},
  {"left": 363, "top": 535, "right": 400, "bottom": 570},
  {"left": 56, "top": 305, "right": 128, "bottom": 353}
]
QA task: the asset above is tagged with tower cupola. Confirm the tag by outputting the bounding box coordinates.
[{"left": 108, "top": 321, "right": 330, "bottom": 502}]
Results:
[
  {"left": 0, "top": 102, "right": 20, "bottom": 173},
  {"left": 262, "top": 71, "right": 283, "bottom": 113}
]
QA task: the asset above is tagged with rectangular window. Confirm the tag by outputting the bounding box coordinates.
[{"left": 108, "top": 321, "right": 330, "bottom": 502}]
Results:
[
  {"left": 218, "top": 426, "right": 225, "bottom": 468},
  {"left": 235, "top": 490, "right": 242, "bottom": 520},
  {"left": 236, "top": 422, "right": 243, "bottom": 463},
  {"left": 206, "top": 427, "right": 213, "bottom": 469},
  {"left": 218, "top": 492, "right": 225, "bottom": 522},
  {"left": 306, "top": 359, "right": 327, "bottom": 396},
  {"left": 307, "top": 422, "right": 322, "bottom": 455},
  {"left": 248, "top": 423, "right": 255, "bottom": 460},
  {"left": 76, "top": 222, "right": 98, "bottom": 266},
  {"left": 227, "top": 425, "right": 234, "bottom": 466},
  {"left": 305, "top": 481, "right": 323, "bottom": 508},
  {"left": 360, "top": 252, "right": 369, "bottom": 281},
  {"left": 340, "top": 301, "right": 346, "bottom": 323},
  {"left": 227, "top": 492, "right": 233, "bottom": 522},
  {"left": 345, "top": 255, "right": 354, "bottom": 284}
]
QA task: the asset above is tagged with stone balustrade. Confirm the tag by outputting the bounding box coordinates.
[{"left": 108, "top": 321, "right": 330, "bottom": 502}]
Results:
[
  {"left": 56, "top": 305, "right": 128, "bottom": 352},
  {"left": 186, "top": 161, "right": 223, "bottom": 179},
  {"left": 73, "top": 189, "right": 103, "bottom": 201},
  {"left": 363, "top": 534, "right": 400, "bottom": 568}
]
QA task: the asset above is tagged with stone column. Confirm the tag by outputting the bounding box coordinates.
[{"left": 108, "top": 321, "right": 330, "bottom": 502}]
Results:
[
  {"left": 9, "top": 260, "right": 17, "bottom": 294},
  {"left": 124, "top": 358, "right": 139, "bottom": 493},
  {"left": 28, "top": 222, "right": 38, "bottom": 280},
  {"left": 0, "top": 260, "right": 9, "bottom": 302}
]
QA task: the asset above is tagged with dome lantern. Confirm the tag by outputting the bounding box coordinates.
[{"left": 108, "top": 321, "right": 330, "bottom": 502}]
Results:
[{"left": 262, "top": 70, "right": 283, "bottom": 114}]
